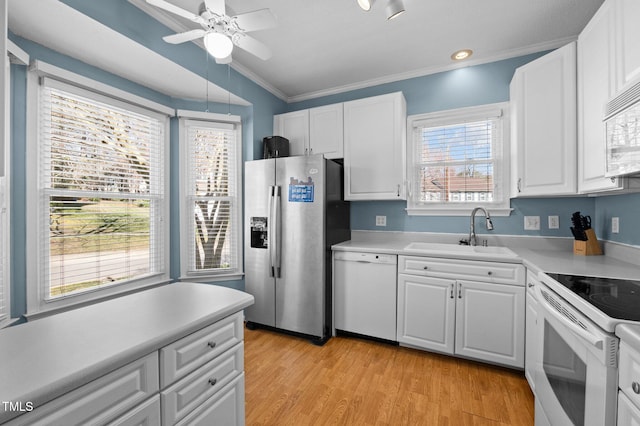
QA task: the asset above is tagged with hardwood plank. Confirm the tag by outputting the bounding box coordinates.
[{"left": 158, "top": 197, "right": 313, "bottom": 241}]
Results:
[{"left": 245, "top": 328, "right": 534, "bottom": 425}]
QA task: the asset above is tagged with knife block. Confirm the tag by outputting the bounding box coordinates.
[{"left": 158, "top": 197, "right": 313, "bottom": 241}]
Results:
[{"left": 573, "top": 228, "right": 602, "bottom": 256}]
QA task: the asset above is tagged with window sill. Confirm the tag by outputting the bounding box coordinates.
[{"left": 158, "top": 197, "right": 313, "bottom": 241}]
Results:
[
  {"left": 406, "top": 207, "right": 513, "bottom": 217},
  {"left": 179, "top": 272, "right": 245, "bottom": 283}
]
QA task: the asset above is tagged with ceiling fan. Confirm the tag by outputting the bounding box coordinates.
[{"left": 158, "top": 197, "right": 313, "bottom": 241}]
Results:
[{"left": 146, "top": 0, "right": 276, "bottom": 64}]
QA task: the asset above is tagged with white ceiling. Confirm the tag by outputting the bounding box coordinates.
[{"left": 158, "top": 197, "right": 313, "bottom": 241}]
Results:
[
  {"left": 9, "top": 0, "right": 605, "bottom": 105},
  {"left": 133, "top": 0, "right": 605, "bottom": 102}
]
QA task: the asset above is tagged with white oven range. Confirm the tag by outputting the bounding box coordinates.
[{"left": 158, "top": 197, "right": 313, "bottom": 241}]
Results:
[{"left": 532, "top": 271, "right": 640, "bottom": 426}]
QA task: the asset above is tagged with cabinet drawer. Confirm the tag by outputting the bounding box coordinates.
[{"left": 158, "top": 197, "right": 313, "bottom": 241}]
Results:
[
  {"left": 106, "top": 395, "right": 160, "bottom": 426},
  {"left": 175, "top": 373, "right": 245, "bottom": 426},
  {"left": 160, "top": 311, "right": 243, "bottom": 387},
  {"left": 619, "top": 341, "right": 640, "bottom": 411},
  {"left": 6, "top": 353, "right": 159, "bottom": 426},
  {"left": 399, "top": 255, "right": 525, "bottom": 286},
  {"left": 618, "top": 391, "right": 640, "bottom": 425},
  {"left": 161, "top": 342, "right": 244, "bottom": 426}
]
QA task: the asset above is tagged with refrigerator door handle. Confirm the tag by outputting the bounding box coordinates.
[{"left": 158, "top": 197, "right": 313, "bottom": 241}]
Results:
[
  {"left": 268, "top": 185, "right": 276, "bottom": 277},
  {"left": 274, "top": 185, "right": 282, "bottom": 278}
]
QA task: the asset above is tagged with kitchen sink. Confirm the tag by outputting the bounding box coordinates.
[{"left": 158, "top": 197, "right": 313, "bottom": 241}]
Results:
[{"left": 403, "top": 242, "right": 520, "bottom": 262}]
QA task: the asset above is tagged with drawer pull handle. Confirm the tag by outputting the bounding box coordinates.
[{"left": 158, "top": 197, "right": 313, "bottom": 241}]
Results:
[
  {"left": 207, "top": 341, "right": 217, "bottom": 349},
  {"left": 528, "top": 283, "right": 534, "bottom": 288},
  {"left": 633, "top": 382, "right": 640, "bottom": 394},
  {"left": 209, "top": 378, "right": 218, "bottom": 386}
]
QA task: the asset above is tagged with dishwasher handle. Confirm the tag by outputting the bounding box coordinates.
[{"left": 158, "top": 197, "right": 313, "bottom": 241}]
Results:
[{"left": 333, "top": 251, "right": 397, "bottom": 265}]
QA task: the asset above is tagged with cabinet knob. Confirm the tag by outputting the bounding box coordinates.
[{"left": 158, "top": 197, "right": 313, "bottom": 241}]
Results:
[
  {"left": 633, "top": 381, "right": 640, "bottom": 394},
  {"left": 423, "top": 266, "right": 429, "bottom": 270},
  {"left": 207, "top": 341, "right": 217, "bottom": 349},
  {"left": 487, "top": 271, "right": 493, "bottom": 276},
  {"left": 209, "top": 378, "right": 218, "bottom": 386}
]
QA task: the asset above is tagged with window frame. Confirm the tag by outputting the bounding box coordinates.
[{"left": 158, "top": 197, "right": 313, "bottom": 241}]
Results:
[
  {"left": 25, "top": 63, "right": 171, "bottom": 317},
  {"left": 406, "top": 102, "right": 512, "bottom": 216},
  {"left": 178, "top": 110, "right": 243, "bottom": 282}
]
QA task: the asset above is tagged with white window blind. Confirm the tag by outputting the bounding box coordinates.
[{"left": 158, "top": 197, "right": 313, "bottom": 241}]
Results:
[
  {"left": 38, "top": 82, "right": 166, "bottom": 300},
  {"left": 407, "top": 103, "right": 510, "bottom": 215},
  {"left": 183, "top": 119, "right": 240, "bottom": 276}
]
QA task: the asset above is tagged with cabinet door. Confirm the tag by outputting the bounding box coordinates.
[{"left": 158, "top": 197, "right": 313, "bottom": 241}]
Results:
[
  {"left": 175, "top": 374, "right": 245, "bottom": 426},
  {"left": 511, "top": 43, "right": 577, "bottom": 196},
  {"left": 577, "top": 0, "right": 623, "bottom": 193},
  {"left": 343, "top": 92, "right": 406, "bottom": 200},
  {"left": 273, "top": 110, "right": 309, "bottom": 156},
  {"left": 397, "top": 273, "right": 455, "bottom": 354},
  {"left": 615, "top": 0, "right": 640, "bottom": 91},
  {"left": 454, "top": 280, "right": 525, "bottom": 368},
  {"left": 309, "top": 103, "right": 343, "bottom": 159}
]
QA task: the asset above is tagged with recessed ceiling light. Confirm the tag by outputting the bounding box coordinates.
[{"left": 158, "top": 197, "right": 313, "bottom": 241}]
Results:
[{"left": 451, "top": 49, "right": 473, "bottom": 61}]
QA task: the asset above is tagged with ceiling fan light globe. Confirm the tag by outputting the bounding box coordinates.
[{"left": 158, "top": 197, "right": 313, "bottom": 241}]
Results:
[
  {"left": 204, "top": 32, "right": 234, "bottom": 58},
  {"left": 386, "top": 0, "right": 405, "bottom": 19},
  {"left": 357, "top": 0, "right": 374, "bottom": 11}
]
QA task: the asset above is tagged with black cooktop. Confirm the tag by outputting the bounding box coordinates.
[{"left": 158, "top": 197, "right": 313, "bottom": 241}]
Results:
[{"left": 545, "top": 273, "right": 640, "bottom": 321}]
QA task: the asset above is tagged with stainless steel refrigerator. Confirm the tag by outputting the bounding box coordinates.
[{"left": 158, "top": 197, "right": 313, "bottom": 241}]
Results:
[{"left": 244, "top": 154, "right": 350, "bottom": 344}]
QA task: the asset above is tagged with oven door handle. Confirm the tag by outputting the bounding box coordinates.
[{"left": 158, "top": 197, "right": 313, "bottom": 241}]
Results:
[{"left": 536, "top": 283, "right": 604, "bottom": 350}]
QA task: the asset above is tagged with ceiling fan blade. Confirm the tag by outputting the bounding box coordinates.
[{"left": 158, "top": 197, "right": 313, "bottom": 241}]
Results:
[
  {"left": 215, "top": 54, "right": 233, "bottom": 64},
  {"left": 233, "top": 9, "right": 277, "bottom": 32},
  {"left": 204, "top": 0, "right": 225, "bottom": 15},
  {"left": 145, "top": 0, "right": 201, "bottom": 22},
  {"left": 234, "top": 34, "right": 272, "bottom": 60},
  {"left": 163, "top": 29, "right": 207, "bottom": 44}
]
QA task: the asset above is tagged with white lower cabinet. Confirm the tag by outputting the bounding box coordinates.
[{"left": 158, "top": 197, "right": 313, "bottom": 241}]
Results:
[
  {"left": 107, "top": 396, "right": 161, "bottom": 426},
  {"left": 396, "top": 274, "right": 455, "bottom": 354},
  {"left": 397, "top": 255, "right": 525, "bottom": 368},
  {"left": 5, "top": 353, "right": 160, "bottom": 426},
  {"left": 175, "top": 374, "right": 245, "bottom": 426},
  {"left": 6, "top": 312, "right": 247, "bottom": 426}
]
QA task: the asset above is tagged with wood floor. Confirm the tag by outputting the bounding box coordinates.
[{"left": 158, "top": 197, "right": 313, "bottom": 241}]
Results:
[{"left": 244, "top": 328, "right": 534, "bottom": 426}]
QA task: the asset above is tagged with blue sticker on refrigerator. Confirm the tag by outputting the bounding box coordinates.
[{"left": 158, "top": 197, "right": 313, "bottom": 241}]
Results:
[{"left": 288, "top": 176, "right": 314, "bottom": 202}]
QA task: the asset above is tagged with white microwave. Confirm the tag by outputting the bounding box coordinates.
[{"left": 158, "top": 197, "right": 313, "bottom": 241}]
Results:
[{"left": 605, "top": 78, "right": 640, "bottom": 177}]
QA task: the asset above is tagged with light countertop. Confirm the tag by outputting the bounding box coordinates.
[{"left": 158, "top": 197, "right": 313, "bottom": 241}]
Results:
[{"left": 0, "top": 282, "right": 254, "bottom": 423}]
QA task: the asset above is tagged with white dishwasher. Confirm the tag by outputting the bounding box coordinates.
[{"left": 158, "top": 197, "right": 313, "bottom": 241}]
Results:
[{"left": 333, "top": 251, "right": 398, "bottom": 341}]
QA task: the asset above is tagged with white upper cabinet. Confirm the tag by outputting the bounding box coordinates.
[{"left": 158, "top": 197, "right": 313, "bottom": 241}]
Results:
[
  {"left": 578, "top": 0, "right": 619, "bottom": 193},
  {"left": 615, "top": 0, "right": 640, "bottom": 91},
  {"left": 343, "top": 92, "right": 406, "bottom": 200},
  {"left": 309, "top": 103, "right": 344, "bottom": 159},
  {"left": 577, "top": 0, "right": 640, "bottom": 193},
  {"left": 273, "top": 103, "right": 344, "bottom": 159},
  {"left": 273, "top": 109, "right": 309, "bottom": 157},
  {"left": 510, "top": 42, "right": 577, "bottom": 197}
]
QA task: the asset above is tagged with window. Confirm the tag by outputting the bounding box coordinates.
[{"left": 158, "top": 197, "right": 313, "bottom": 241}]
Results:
[
  {"left": 27, "top": 72, "right": 170, "bottom": 315},
  {"left": 179, "top": 112, "right": 242, "bottom": 281},
  {"left": 406, "top": 103, "right": 511, "bottom": 216}
]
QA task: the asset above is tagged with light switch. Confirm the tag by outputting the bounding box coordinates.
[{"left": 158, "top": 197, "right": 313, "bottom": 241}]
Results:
[
  {"left": 548, "top": 216, "right": 559, "bottom": 229},
  {"left": 524, "top": 216, "right": 540, "bottom": 231},
  {"left": 612, "top": 217, "right": 619, "bottom": 234},
  {"left": 375, "top": 215, "right": 387, "bottom": 227}
]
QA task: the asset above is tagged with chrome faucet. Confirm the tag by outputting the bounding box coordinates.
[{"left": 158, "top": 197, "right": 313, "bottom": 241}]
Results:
[{"left": 468, "top": 207, "right": 494, "bottom": 246}]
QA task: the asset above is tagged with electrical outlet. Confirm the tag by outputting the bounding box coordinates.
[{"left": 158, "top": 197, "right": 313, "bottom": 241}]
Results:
[
  {"left": 375, "top": 215, "right": 387, "bottom": 227},
  {"left": 548, "top": 215, "right": 559, "bottom": 229},
  {"left": 612, "top": 217, "right": 619, "bottom": 234},
  {"left": 524, "top": 216, "right": 540, "bottom": 231}
]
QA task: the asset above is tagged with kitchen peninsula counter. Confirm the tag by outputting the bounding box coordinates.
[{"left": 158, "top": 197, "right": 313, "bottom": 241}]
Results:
[{"left": 0, "top": 282, "right": 254, "bottom": 424}]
